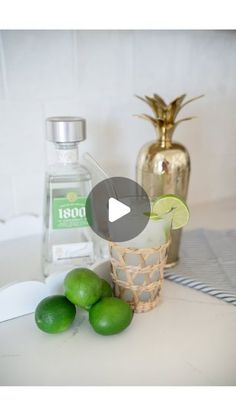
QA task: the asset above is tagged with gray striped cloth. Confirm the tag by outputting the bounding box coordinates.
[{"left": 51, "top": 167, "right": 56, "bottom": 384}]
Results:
[{"left": 164, "top": 229, "right": 236, "bottom": 306}]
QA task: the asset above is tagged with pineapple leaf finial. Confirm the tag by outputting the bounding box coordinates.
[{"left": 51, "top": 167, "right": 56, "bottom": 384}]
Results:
[{"left": 135, "top": 93, "right": 204, "bottom": 135}]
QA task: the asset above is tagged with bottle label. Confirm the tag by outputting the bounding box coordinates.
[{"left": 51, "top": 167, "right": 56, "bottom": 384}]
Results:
[
  {"left": 52, "top": 242, "right": 94, "bottom": 264},
  {"left": 52, "top": 192, "right": 88, "bottom": 229}
]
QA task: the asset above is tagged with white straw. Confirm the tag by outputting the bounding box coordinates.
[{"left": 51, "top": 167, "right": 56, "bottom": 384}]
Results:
[{"left": 83, "top": 152, "right": 118, "bottom": 198}]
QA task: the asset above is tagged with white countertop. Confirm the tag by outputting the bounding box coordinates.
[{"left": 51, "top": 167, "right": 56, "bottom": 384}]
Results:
[{"left": 0, "top": 197, "right": 236, "bottom": 385}]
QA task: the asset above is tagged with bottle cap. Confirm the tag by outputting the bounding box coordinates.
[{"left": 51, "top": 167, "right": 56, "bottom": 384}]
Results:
[{"left": 46, "top": 116, "right": 86, "bottom": 143}]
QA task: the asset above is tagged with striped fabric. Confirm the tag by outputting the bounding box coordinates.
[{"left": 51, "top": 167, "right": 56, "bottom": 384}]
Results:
[
  {"left": 164, "top": 272, "right": 236, "bottom": 306},
  {"left": 164, "top": 229, "right": 236, "bottom": 306}
]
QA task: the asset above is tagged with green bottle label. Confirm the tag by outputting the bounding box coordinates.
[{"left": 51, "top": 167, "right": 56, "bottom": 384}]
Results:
[{"left": 52, "top": 192, "right": 88, "bottom": 230}]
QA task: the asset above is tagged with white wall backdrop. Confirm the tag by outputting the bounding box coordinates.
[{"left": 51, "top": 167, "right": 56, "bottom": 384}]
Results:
[{"left": 0, "top": 30, "right": 236, "bottom": 221}]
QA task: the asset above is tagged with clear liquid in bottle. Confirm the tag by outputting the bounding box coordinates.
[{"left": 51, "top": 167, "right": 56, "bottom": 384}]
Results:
[{"left": 42, "top": 117, "right": 97, "bottom": 277}]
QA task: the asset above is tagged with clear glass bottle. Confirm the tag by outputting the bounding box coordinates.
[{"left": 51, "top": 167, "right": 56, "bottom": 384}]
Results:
[{"left": 42, "top": 116, "right": 96, "bottom": 277}]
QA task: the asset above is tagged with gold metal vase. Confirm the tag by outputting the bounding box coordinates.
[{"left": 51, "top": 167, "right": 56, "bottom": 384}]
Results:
[{"left": 135, "top": 93, "right": 203, "bottom": 267}]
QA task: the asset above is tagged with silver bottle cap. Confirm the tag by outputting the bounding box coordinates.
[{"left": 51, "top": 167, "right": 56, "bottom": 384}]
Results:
[{"left": 46, "top": 116, "right": 86, "bottom": 143}]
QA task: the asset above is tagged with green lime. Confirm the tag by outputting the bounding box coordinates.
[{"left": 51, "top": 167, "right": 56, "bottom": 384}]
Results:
[
  {"left": 35, "top": 295, "right": 76, "bottom": 334},
  {"left": 89, "top": 297, "right": 133, "bottom": 336},
  {"left": 152, "top": 194, "right": 190, "bottom": 230},
  {"left": 64, "top": 268, "right": 103, "bottom": 309},
  {"left": 101, "top": 279, "right": 113, "bottom": 298},
  {"left": 144, "top": 211, "right": 162, "bottom": 220},
  {"left": 83, "top": 278, "right": 114, "bottom": 311}
]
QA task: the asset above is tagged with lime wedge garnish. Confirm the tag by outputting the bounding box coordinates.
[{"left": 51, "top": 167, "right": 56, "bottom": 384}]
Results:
[
  {"left": 152, "top": 194, "right": 190, "bottom": 230},
  {"left": 143, "top": 211, "right": 162, "bottom": 220}
]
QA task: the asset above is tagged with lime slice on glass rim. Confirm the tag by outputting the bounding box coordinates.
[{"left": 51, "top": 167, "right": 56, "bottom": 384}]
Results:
[{"left": 152, "top": 194, "right": 190, "bottom": 230}]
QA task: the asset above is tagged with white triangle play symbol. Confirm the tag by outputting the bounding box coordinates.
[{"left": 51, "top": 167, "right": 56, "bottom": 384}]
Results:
[{"left": 108, "top": 197, "right": 131, "bottom": 223}]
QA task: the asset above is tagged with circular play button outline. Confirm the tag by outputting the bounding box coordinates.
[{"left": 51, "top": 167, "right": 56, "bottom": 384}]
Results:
[{"left": 85, "top": 176, "right": 151, "bottom": 243}]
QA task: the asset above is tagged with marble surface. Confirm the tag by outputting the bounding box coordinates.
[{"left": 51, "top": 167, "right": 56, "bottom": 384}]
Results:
[{"left": 0, "top": 197, "right": 236, "bottom": 385}]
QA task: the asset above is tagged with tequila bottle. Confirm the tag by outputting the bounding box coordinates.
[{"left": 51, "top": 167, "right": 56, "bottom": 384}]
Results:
[{"left": 42, "top": 116, "right": 96, "bottom": 277}]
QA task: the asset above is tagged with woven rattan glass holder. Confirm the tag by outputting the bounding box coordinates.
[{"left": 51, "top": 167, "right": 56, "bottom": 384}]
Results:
[{"left": 109, "top": 239, "right": 170, "bottom": 313}]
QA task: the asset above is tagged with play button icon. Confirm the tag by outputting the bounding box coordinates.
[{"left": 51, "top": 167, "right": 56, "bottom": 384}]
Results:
[
  {"left": 85, "top": 177, "right": 151, "bottom": 242},
  {"left": 108, "top": 198, "right": 131, "bottom": 222}
]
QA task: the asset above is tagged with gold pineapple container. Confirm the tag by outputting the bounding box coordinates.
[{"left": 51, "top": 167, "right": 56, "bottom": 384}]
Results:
[{"left": 135, "top": 93, "right": 203, "bottom": 266}]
